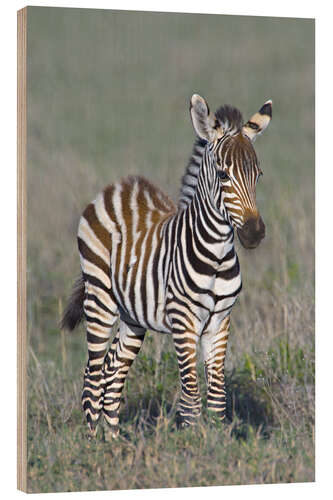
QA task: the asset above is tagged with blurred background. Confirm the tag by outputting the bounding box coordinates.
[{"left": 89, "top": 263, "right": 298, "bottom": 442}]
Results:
[{"left": 26, "top": 7, "right": 314, "bottom": 492}]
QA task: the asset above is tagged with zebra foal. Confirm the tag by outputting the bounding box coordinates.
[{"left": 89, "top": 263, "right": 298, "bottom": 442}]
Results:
[{"left": 62, "top": 94, "right": 272, "bottom": 438}]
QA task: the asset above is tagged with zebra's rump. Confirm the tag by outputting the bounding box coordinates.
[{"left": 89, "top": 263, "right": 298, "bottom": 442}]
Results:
[{"left": 78, "top": 175, "right": 176, "bottom": 330}]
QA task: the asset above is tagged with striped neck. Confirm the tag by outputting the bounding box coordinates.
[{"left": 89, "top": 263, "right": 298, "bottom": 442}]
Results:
[
  {"left": 179, "top": 140, "right": 231, "bottom": 225},
  {"left": 188, "top": 146, "right": 234, "bottom": 240}
]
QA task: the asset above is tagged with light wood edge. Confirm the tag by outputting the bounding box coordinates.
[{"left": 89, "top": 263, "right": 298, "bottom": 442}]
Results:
[{"left": 17, "top": 7, "right": 27, "bottom": 493}]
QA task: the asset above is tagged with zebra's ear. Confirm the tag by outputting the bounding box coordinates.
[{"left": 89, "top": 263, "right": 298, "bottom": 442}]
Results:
[
  {"left": 190, "top": 94, "right": 220, "bottom": 142},
  {"left": 242, "top": 100, "right": 272, "bottom": 142}
]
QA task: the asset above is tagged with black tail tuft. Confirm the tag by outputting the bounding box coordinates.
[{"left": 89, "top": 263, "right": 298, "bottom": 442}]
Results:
[{"left": 60, "top": 276, "right": 85, "bottom": 331}]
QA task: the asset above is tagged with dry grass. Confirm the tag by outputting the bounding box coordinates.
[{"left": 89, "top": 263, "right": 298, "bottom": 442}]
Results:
[{"left": 25, "top": 7, "right": 314, "bottom": 493}]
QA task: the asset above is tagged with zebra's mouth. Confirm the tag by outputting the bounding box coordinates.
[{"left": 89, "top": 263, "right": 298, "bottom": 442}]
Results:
[{"left": 237, "top": 216, "right": 265, "bottom": 249}]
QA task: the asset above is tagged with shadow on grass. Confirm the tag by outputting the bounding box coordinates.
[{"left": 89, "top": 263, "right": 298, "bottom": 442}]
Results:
[
  {"left": 116, "top": 372, "right": 274, "bottom": 442},
  {"left": 226, "top": 371, "right": 274, "bottom": 440},
  {"left": 119, "top": 392, "right": 175, "bottom": 434}
]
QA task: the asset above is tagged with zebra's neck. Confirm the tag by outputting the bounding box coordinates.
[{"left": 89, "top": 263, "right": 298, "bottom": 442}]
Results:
[
  {"left": 178, "top": 137, "right": 207, "bottom": 211},
  {"left": 180, "top": 147, "right": 234, "bottom": 263}
]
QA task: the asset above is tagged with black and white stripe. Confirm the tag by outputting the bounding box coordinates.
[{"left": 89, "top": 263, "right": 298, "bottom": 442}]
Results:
[{"left": 62, "top": 94, "right": 272, "bottom": 437}]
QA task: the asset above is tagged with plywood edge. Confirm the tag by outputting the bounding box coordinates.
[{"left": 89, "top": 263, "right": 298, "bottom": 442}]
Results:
[{"left": 17, "top": 6, "right": 27, "bottom": 493}]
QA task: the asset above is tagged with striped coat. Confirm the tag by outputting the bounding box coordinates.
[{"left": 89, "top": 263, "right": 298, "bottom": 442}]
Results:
[{"left": 62, "top": 94, "right": 272, "bottom": 438}]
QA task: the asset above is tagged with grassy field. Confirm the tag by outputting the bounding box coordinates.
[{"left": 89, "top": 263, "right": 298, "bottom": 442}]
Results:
[{"left": 26, "top": 7, "right": 314, "bottom": 493}]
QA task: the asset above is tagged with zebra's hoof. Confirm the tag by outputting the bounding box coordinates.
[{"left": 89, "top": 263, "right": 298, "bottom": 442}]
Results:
[
  {"left": 85, "top": 422, "right": 98, "bottom": 441},
  {"left": 104, "top": 427, "right": 119, "bottom": 442},
  {"left": 179, "top": 421, "right": 191, "bottom": 430},
  {"left": 86, "top": 431, "right": 96, "bottom": 441},
  {"left": 176, "top": 413, "right": 198, "bottom": 429}
]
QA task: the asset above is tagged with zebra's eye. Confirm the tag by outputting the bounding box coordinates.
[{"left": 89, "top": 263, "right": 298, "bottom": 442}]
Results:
[{"left": 217, "top": 170, "right": 229, "bottom": 181}]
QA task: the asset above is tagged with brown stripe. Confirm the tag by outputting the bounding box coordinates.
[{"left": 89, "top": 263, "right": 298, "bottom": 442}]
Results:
[
  {"left": 78, "top": 237, "right": 110, "bottom": 277},
  {"left": 103, "top": 185, "right": 123, "bottom": 304},
  {"left": 121, "top": 179, "right": 134, "bottom": 288},
  {"left": 103, "top": 185, "right": 122, "bottom": 234},
  {"left": 82, "top": 203, "right": 111, "bottom": 248}
]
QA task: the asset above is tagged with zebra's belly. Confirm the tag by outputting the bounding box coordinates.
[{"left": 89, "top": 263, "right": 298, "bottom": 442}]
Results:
[
  {"left": 111, "top": 264, "right": 242, "bottom": 335},
  {"left": 117, "top": 304, "right": 172, "bottom": 333},
  {"left": 111, "top": 273, "right": 173, "bottom": 333}
]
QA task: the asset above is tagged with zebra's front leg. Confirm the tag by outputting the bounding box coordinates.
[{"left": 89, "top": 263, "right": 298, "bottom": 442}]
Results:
[
  {"left": 103, "top": 321, "right": 146, "bottom": 439},
  {"left": 173, "top": 329, "right": 201, "bottom": 427},
  {"left": 201, "top": 315, "right": 230, "bottom": 422}
]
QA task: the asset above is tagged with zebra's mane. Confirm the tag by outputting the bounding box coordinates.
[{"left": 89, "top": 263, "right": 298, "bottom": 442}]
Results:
[
  {"left": 178, "top": 105, "right": 244, "bottom": 210},
  {"left": 215, "top": 105, "right": 244, "bottom": 135},
  {"left": 178, "top": 137, "right": 207, "bottom": 211}
]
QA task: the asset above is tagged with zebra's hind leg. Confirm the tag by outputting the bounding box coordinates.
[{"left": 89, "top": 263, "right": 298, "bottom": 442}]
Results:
[
  {"left": 82, "top": 282, "right": 119, "bottom": 438},
  {"left": 103, "top": 321, "right": 146, "bottom": 440},
  {"left": 201, "top": 315, "right": 230, "bottom": 422},
  {"left": 173, "top": 330, "right": 201, "bottom": 427}
]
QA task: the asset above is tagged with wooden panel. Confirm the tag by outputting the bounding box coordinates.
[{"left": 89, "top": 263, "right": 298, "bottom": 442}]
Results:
[{"left": 17, "top": 6, "right": 27, "bottom": 493}]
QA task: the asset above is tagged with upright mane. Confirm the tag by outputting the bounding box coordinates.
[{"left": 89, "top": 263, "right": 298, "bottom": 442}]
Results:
[
  {"left": 178, "top": 138, "right": 207, "bottom": 211},
  {"left": 178, "top": 104, "right": 244, "bottom": 211},
  {"left": 215, "top": 105, "right": 243, "bottom": 135}
]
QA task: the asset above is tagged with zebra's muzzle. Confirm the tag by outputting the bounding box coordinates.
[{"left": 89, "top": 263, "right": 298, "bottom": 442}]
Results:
[{"left": 237, "top": 216, "right": 265, "bottom": 249}]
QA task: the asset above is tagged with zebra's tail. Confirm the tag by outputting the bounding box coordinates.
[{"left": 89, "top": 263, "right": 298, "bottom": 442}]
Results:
[{"left": 60, "top": 275, "right": 85, "bottom": 331}]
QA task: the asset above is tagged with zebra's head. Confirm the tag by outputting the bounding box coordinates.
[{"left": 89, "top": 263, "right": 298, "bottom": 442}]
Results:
[{"left": 190, "top": 94, "right": 272, "bottom": 249}]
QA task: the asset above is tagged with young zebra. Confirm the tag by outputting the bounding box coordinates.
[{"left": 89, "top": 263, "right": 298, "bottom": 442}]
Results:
[{"left": 62, "top": 94, "right": 272, "bottom": 439}]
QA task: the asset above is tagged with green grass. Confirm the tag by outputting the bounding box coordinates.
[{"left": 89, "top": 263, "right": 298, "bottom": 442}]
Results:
[
  {"left": 26, "top": 6, "right": 314, "bottom": 493},
  {"left": 27, "top": 321, "right": 314, "bottom": 492}
]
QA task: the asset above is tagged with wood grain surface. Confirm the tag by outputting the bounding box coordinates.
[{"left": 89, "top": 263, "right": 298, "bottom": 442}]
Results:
[{"left": 17, "top": 6, "right": 27, "bottom": 492}]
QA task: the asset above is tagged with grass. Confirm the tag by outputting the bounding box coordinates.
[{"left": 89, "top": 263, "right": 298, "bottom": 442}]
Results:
[
  {"left": 25, "top": 6, "right": 314, "bottom": 493},
  {"left": 27, "top": 315, "right": 314, "bottom": 492}
]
